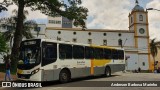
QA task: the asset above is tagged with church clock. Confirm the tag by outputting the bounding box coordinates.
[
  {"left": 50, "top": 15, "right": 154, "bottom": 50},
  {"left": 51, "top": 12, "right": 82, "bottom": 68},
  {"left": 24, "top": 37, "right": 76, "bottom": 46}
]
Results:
[{"left": 139, "top": 28, "right": 145, "bottom": 34}]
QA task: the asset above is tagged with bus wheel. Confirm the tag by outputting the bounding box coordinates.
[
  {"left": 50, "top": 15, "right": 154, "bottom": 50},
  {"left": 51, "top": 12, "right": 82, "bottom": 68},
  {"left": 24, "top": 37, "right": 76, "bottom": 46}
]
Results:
[
  {"left": 59, "top": 70, "right": 70, "bottom": 83},
  {"left": 105, "top": 67, "right": 111, "bottom": 77}
]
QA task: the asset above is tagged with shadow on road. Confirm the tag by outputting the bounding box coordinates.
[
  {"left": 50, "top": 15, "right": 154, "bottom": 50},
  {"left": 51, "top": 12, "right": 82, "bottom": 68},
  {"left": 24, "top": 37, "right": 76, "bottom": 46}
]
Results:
[
  {"left": 42, "top": 74, "right": 120, "bottom": 87},
  {"left": 0, "top": 75, "right": 120, "bottom": 90}
]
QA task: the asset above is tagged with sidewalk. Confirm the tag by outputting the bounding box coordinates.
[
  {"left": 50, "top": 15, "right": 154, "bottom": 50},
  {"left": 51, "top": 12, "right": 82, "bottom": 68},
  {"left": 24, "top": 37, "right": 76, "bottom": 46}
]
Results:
[{"left": 0, "top": 72, "right": 17, "bottom": 81}]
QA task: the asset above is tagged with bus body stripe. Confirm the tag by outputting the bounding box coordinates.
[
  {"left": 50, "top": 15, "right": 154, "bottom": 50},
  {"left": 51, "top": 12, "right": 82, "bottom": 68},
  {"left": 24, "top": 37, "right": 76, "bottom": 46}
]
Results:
[
  {"left": 91, "top": 59, "right": 94, "bottom": 75},
  {"left": 90, "top": 59, "right": 112, "bottom": 75},
  {"left": 93, "top": 60, "right": 111, "bottom": 66}
]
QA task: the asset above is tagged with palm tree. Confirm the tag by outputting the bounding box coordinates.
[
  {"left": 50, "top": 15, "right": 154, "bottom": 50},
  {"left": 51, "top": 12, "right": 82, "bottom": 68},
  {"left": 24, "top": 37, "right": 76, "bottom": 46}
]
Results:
[
  {"left": 150, "top": 38, "right": 158, "bottom": 72},
  {"left": 0, "top": 9, "right": 37, "bottom": 48},
  {"left": 0, "top": 32, "right": 8, "bottom": 54},
  {"left": 0, "top": 17, "right": 15, "bottom": 47}
]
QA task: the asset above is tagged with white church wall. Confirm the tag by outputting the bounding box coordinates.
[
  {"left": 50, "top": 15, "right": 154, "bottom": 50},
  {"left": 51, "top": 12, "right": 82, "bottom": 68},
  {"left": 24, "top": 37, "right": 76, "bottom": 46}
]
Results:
[
  {"left": 137, "top": 38, "right": 148, "bottom": 52},
  {"left": 138, "top": 54, "right": 149, "bottom": 70},
  {"left": 125, "top": 52, "right": 139, "bottom": 70},
  {"left": 45, "top": 29, "right": 135, "bottom": 47}
]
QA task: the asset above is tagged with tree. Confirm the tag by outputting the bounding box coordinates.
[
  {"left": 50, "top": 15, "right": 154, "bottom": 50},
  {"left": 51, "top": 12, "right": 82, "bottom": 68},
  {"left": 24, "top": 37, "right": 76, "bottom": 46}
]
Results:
[
  {"left": 0, "top": 9, "right": 37, "bottom": 48},
  {"left": 150, "top": 38, "right": 158, "bottom": 72},
  {"left": 0, "top": 32, "right": 8, "bottom": 54},
  {"left": 0, "top": 3, "right": 7, "bottom": 12},
  {"left": 2, "top": 0, "right": 88, "bottom": 70},
  {"left": 0, "top": 0, "right": 12, "bottom": 13}
]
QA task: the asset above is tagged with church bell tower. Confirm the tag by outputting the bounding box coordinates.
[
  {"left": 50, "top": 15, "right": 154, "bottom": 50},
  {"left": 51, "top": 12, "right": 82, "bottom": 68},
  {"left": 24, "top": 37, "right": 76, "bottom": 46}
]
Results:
[{"left": 128, "top": 0, "right": 151, "bottom": 70}]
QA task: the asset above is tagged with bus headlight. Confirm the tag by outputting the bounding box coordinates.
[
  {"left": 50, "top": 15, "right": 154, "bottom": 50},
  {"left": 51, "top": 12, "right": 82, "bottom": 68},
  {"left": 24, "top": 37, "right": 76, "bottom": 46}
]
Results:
[{"left": 31, "top": 68, "right": 40, "bottom": 75}]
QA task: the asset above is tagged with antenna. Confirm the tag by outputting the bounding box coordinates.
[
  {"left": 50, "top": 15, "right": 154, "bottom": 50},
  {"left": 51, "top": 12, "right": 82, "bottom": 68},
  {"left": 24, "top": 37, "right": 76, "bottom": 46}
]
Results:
[
  {"left": 135, "top": 0, "right": 139, "bottom": 5},
  {"left": 122, "top": 38, "right": 128, "bottom": 48}
]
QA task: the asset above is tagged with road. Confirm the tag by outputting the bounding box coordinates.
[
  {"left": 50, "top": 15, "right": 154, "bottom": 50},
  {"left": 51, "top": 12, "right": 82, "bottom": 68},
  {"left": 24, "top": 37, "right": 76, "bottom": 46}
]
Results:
[{"left": 1, "top": 72, "right": 160, "bottom": 90}]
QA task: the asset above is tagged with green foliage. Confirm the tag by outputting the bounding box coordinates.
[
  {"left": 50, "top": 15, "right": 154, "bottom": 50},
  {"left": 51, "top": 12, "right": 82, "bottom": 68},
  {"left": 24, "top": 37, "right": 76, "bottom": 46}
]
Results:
[
  {"left": 150, "top": 38, "right": 158, "bottom": 58},
  {"left": 150, "top": 38, "right": 158, "bottom": 71},
  {"left": 0, "top": 4, "right": 7, "bottom": 12},
  {"left": 0, "top": 9, "right": 37, "bottom": 47},
  {"left": 1, "top": 0, "right": 88, "bottom": 71},
  {"left": 0, "top": 64, "right": 5, "bottom": 73},
  {"left": 0, "top": 32, "right": 8, "bottom": 54},
  {"left": 0, "top": 0, "right": 14, "bottom": 13},
  {"left": 0, "top": 0, "right": 12, "bottom": 13},
  {"left": 13, "top": 0, "right": 88, "bottom": 29},
  {"left": 0, "top": 64, "right": 16, "bottom": 74}
]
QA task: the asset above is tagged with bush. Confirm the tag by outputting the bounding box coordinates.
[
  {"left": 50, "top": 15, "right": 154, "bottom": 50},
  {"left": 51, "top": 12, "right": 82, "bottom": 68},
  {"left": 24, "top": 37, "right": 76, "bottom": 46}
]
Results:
[
  {"left": 0, "top": 64, "right": 5, "bottom": 73},
  {"left": 0, "top": 64, "right": 16, "bottom": 74}
]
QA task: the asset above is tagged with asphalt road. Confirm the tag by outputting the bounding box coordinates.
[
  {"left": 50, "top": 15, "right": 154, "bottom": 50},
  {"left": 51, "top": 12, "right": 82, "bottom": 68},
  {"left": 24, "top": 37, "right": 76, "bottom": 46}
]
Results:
[{"left": 1, "top": 72, "right": 160, "bottom": 90}]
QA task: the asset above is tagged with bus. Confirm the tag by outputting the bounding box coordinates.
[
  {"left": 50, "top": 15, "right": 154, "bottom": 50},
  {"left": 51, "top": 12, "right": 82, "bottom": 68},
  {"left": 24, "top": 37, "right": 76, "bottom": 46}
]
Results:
[{"left": 17, "top": 39, "right": 125, "bottom": 83}]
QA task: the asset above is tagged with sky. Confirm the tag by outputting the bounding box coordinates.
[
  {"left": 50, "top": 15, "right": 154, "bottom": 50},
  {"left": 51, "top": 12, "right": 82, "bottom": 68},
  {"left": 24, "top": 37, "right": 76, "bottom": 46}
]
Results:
[{"left": 0, "top": 0, "right": 160, "bottom": 40}]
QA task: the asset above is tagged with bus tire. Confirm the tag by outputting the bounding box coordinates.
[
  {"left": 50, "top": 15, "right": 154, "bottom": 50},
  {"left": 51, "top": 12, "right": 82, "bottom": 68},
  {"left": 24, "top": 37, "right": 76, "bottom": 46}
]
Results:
[
  {"left": 59, "top": 69, "right": 70, "bottom": 83},
  {"left": 105, "top": 67, "right": 111, "bottom": 77}
]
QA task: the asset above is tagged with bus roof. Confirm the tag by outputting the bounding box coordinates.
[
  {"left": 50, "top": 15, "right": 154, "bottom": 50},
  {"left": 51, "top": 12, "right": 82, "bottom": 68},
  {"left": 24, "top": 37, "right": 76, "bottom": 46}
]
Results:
[{"left": 23, "top": 38, "right": 124, "bottom": 50}]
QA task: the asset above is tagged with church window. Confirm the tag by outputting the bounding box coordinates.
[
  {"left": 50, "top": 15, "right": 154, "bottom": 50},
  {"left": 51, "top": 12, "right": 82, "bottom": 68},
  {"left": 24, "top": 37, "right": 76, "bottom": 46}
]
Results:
[
  {"left": 73, "top": 32, "right": 76, "bottom": 35},
  {"left": 88, "top": 39, "right": 92, "bottom": 44},
  {"left": 103, "top": 40, "right": 107, "bottom": 45},
  {"left": 139, "top": 15, "right": 143, "bottom": 21},
  {"left": 73, "top": 38, "right": 77, "bottom": 42},
  {"left": 142, "top": 62, "right": 145, "bottom": 66},
  {"left": 131, "top": 17, "right": 133, "bottom": 23},
  {"left": 58, "top": 31, "right": 61, "bottom": 34},
  {"left": 57, "top": 37, "right": 61, "bottom": 41}
]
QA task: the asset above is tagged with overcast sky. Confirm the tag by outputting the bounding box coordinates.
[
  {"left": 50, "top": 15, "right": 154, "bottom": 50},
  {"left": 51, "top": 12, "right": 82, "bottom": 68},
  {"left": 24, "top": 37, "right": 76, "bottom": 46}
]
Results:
[{"left": 0, "top": 0, "right": 160, "bottom": 40}]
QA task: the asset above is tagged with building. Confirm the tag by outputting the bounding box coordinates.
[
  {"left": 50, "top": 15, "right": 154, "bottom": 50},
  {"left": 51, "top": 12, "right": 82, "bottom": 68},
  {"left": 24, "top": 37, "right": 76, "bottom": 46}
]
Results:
[
  {"left": 31, "top": 24, "right": 46, "bottom": 39},
  {"left": 0, "top": 1, "right": 153, "bottom": 71},
  {"left": 47, "top": 16, "right": 83, "bottom": 29}
]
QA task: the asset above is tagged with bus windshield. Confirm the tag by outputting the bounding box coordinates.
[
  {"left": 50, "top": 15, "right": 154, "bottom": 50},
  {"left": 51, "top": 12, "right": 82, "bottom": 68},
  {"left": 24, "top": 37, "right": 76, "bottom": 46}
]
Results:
[{"left": 18, "top": 46, "right": 40, "bottom": 65}]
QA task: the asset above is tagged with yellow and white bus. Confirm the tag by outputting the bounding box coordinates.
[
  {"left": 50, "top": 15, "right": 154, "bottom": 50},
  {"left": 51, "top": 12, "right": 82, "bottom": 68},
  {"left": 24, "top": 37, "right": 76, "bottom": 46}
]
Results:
[{"left": 17, "top": 39, "right": 125, "bottom": 83}]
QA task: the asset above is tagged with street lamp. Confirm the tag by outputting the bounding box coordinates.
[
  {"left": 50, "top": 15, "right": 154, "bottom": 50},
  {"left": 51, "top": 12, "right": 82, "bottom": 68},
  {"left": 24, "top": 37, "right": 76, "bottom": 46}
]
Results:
[
  {"left": 147, "top": 8, "right": 160, "bottom": 11},
  {"left": 147, "top": 8, "right": 160, "bottom": 73}
]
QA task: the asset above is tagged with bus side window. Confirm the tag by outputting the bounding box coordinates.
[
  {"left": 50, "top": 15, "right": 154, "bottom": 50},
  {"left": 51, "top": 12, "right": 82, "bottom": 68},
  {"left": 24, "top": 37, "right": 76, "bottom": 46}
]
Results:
[
  {"left": 94, "top": 48, "right": 103, "bottom": 59},
  {"left": 42, "top": 42, "right": 57, "bottom": 66},
  {"left": 118, "top": 50, "right": 124, "bottom": 60},
  {"left": 59, "top": 49, "right": 66, "bottom": 60},
  {"left": 73, "top": 45, "right": 84, "bottom": 59},
  {"left": 59, "top": 44, "right": 72, "bottom": 59},
  {"left": 104, "top": 49, "right": 112, "bottom": 59},
  {"left": 45, "top": 47, "right": 56, "bottom": 59},
  {"left": 85, "top": 47, "right": 94, "bottom": 59},
  {"left": 112, "top": 49, "right": 118, "bottom": 59}
]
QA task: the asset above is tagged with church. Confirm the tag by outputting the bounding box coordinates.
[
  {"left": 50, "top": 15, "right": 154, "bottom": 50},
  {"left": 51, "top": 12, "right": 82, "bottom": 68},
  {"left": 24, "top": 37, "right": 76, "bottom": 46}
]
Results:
[
  {"left": 44, "top": 1, "right": 152, "bottom": 71},
  {"left": 0, "top": 1, "right": 153, "bottom": 71}
]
